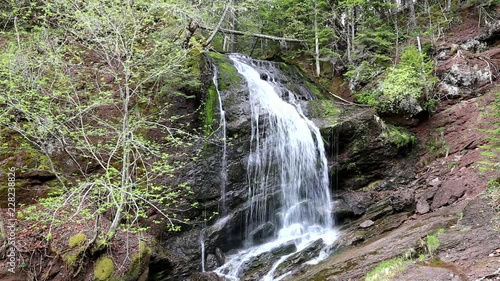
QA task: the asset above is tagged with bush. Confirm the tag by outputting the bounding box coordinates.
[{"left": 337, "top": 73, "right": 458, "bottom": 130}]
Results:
[{"left": 354, "top": 45, "right": 437, "bottom": 116}]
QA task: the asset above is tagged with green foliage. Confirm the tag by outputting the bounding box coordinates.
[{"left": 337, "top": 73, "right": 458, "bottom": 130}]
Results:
[
  {"left": 346, "top": 61, "right": 385, "bottom": 92},
  {"left": 365, "top": 257, "right": 408, "bottom": 281},
  {"left": 426, "top": 233, "right": 440, "bottom": 256},
  {"left": 384, "top": 126, "right": 416, "bottom": 149},
  {"left": 353, "top": 45, "right": 437, "bottom": 115},
  {"left": 94, "top": 256, "right": 115, "bottom": 281},
  {"left": 478, "top": 92, "right": 500, "bottom": 172},
  {"left": 354, "top": 90, "right": 381, "bottom": 107},
  {"left": 308, "top": 100, "right": 343, "bottom": 119},
  {"left": 0, "top": 0, "right": 200, "bottom": 251}
]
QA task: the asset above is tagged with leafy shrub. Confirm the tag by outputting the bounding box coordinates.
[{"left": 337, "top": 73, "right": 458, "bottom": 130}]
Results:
[
  {"left": 354, "top": 45, "right": 437, "bottom": 115},
  {"left": 426, "top": 234, "right": 440, "bottom": 256}
]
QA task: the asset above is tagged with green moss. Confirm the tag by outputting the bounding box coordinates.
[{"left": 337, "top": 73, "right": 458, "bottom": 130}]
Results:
[
  {"left": 360, "top": 180, "right": 383, "bottom": 191},
  {"left": 206, "top": 52, "right": 241, "bottom": 92},
  {"left": 122, "top": 242, "right": 151, "bottom": 281},
  {"left": 63, "top": 252, "right": 80, "bottom": 267},
  {"left": 94, "top": 256, "right": 115, "bottom": 281},
  {"left": 68, "top": 233, "right": 86, "bottom": 248},
  {"left": 203, "top": 84, "right": 219, "bottom": 136},
  {"left": 62, "top": 244, "right": 86, "bottom": 268},
  {"left": 365, "top": 257, "right": 408, "bottom": 281},
  {"left": 309, "top": 100, "right": 343, "bottom": 119},
  {"left": 305, "top": 80, "right": 328, "bottom": 100}
]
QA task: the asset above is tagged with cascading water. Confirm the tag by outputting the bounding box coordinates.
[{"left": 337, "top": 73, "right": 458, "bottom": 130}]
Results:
[
  {"left": 213, "top": 65, "right": 228, "bottom": 216},
  {"left": 215, "top": 54, "right": 336, "bottom": 280},
  {"left": 201, "top": 65, "right": 228, "bottom": 272}
]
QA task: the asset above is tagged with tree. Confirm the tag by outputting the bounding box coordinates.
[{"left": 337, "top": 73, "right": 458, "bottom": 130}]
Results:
[{"left": 0, "top": 0, "right": 199, "bottom": 247}]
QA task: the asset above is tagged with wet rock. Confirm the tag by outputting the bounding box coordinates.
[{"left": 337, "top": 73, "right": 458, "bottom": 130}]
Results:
[
  {"left": 360, "top": 220, "right": 374, "bottom": 228},
  {"left": 332, "top": 198, "right": 356, "bottom": 223},
  {"left": 206, "top": 254, "right": 218, "bottom": 271},
  {"left": 215, "top": 248, "right": 225, "bottom": 266},
  {"left": 416, "top": 200, "right": 430, "bottom": 214},
  {"left": 190, "top": 272, "right": 222, "bottom": 281},
  {"left": 249, "top": 222, "right": 276, "bottom": 244},
  {"left": 260, "top": 72, "right": 268, "bottom": 81},
  {"left": 241, "top": 242, "right": 297, "bottom": 281},
  {"left": 273, "top": 239, "right": 326, "bottom": 278},
  {"left": 161, "top": 228, "right": 204, "bottom": 280}
]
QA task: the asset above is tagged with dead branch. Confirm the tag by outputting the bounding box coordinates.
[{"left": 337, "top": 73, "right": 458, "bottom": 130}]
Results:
[{"left": 200, "top": 25, "right": 304, "bottom": 43}]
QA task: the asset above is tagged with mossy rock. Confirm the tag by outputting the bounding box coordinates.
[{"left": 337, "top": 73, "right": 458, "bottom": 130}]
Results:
[
  {"left": 206, "top": 52, "right": 241, "bottom": 92},
  {"left": 94, "top": 256, "right": 115, "bottom": 281},
  {"left": 68, "top": 233, "right": 86, "bottom": 248},
  {"left": 203, "top": 84, "right": 219, "bottom": 136},
  {"left": 121, "top": 241, "right": 152, "bottom": 281},
  {"left": 308, "top": 100, "right": 343, "bottom": 120},
  {"left": 62, "top": 244, "right": 86, "bottom": 268}
]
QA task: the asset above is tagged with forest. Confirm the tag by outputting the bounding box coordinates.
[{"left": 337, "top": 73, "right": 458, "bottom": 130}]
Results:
[{"left": 0, "top": 0, "right": 499, "bottom": 280}]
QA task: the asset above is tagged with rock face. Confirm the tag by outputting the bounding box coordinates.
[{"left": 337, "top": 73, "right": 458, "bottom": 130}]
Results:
[
  {"left": 435, "top": 43, "right": 500, "bottom": 100},
  {"left": 158, "top": 52, "right": 417, "bottom": 280}
]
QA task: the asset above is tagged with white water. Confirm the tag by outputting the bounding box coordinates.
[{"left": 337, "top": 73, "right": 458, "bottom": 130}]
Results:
[
  {"left": 215, "top": 54, "right": 336, "bottom": 280},
  {"left": 201, "top": 66, "right": 228, "bottom": 272},
  {"left": 213, "top": 65, "right": 228, "bottom": 216}
]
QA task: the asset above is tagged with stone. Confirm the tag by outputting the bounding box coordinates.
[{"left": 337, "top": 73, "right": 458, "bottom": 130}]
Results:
[
  {"left": 360, "top": 220, "right": 375, "bottom": 228},
  {"left": 249, "top": 222, "right": 276, "bottom": 244},
  {"left": 342, "top": 192, "right": 374, "bottom": 216},
  {"left": 206, "top": 254, "right": 218, "bottom": 271},
  {"left": 272, "top": 239, "right": 326, "bottom": 278},
  {"left": 215, "top": 248, "right": 225, "bottom": 266},
  {"left": 430, "top": 179, "right": 467, "bottom": 210},
  {"left": 390, "top": 189, "right": 415, "bottom": 212},
  {"left": 429, "top": 177, "right": 441, "bottom": 187},
  {"left": 332, "top": 198, "right": 356, "bottom": 221},
  {"left": 241, "top": 242, "right": 298, "bottom": 281},
  {"left": 416, "top": 200, "right": 430, "bottom": 214},
  {"left": 190, "top": 272, "right": 222, "bottom": 281}
]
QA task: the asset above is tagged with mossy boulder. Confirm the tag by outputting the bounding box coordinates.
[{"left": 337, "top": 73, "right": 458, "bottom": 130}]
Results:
[
  {"left": 68, "top": 233, "right": 86, "bottom": 248},
  {"left": 205, "top": 52, "right": 241, "bottom": 92},
  {"left": 94, "top": 256, "right": 115, "bottom": 281},
  {"left": 121, "top": 241, "right": 152, "bottom": 281}
]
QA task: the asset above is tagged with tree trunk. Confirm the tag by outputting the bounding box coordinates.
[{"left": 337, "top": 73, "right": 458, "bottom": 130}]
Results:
[
  {"left": 200, "top": 25, "right": 304, "bottom": 42},
  {"left": 230, "top": 0, "right": 237, "bottom": 53},
  {"left": 409, "top": 0, "right": 416, "bottom": 30},
  {"left": 204, "top": 1, "right": 231, "bottom": 47},
  {"left": 314, "top": 0, "right": 321, "bottom": 77}
]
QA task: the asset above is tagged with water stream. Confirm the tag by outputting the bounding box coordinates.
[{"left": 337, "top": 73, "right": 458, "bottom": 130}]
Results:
[
  {"left": 201, "top": 65, "right": 228, "bottom": 272},
  {"left": 214, "top": 54, "right": 336, "bottom": 280}
]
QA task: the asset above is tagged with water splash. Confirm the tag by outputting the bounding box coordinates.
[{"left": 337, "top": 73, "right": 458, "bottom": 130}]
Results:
[{"left": 215, "top": 54, "right": 336, "bottom": 280}]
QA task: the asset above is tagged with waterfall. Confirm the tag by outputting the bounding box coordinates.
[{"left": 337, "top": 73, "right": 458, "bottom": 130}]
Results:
[
  {"left": 215, "top": 54, "right": 336, "bottom": 280},
  {"left": 201, "top": 65, "right": 228, "bottom": 272},
  {"left": 213, "top": 65, "right": 228, "bottom": 216}
]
